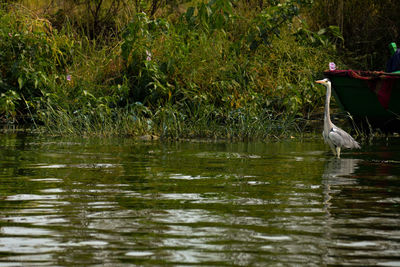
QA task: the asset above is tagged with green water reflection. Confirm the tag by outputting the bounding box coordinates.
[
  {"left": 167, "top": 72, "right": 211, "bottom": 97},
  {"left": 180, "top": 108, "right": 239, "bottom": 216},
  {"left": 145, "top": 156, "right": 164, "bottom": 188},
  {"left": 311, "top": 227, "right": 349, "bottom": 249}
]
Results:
[{"left": 0, "top": 134, "right": 400, "bottom": 266}]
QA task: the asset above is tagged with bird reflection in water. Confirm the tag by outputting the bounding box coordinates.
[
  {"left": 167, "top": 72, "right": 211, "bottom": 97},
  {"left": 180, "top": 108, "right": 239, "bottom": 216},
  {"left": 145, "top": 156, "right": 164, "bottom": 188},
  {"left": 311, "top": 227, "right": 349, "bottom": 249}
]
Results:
[{"left": 322, "top": 158, "right": 361, "bottom": 213}]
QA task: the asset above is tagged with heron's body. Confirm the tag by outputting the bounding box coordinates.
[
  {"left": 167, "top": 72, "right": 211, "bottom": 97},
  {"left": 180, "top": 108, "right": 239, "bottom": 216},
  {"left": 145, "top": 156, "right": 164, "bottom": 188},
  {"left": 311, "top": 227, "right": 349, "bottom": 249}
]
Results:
[{"left": 316, "top": 79, "right": 360, "bottom": 157}]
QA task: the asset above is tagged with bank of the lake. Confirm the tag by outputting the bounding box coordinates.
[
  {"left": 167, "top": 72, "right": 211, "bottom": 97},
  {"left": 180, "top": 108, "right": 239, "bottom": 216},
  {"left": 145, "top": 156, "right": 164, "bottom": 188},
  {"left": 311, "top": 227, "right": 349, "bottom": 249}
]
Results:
[{"left": 1, "top": 1, "right": 398, "bottom": 139}]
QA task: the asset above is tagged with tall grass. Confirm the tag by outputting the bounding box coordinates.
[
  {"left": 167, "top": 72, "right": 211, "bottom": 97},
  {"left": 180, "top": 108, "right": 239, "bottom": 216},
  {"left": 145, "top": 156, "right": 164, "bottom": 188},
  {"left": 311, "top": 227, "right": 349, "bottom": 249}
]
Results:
[{"left": 0, "top": 0, "right": 343, "bottom": 139}]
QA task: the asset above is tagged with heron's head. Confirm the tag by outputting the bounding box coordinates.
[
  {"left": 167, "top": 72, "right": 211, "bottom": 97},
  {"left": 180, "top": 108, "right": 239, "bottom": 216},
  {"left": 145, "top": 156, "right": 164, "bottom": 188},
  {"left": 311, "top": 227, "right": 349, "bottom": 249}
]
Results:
[{"left": 315, "top": 78, "right": 331, "bottom": 87}]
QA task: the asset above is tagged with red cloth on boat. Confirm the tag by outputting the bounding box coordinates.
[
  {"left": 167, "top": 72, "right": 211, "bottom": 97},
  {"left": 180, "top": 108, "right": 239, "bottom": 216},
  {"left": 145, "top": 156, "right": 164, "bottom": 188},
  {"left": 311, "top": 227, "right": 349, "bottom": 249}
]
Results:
[
  {"left": 367, "top": 79, "right": 395, "bottom": 109},
  {"left": 324, "top": 70, "right": 400, "bottom": 109}
]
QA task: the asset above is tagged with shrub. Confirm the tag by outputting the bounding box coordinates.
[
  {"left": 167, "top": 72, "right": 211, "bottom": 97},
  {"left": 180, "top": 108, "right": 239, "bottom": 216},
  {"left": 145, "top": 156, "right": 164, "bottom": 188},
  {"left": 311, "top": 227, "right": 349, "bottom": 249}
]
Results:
[
  {"left": 0, "top": 6, "right": 74, "bottom": 122},
  {"left": 0, "top": 0, "right": 343, "bottom": 138},
  {"left": 307, "top": 0, "right": 400, "bottom": 70}
]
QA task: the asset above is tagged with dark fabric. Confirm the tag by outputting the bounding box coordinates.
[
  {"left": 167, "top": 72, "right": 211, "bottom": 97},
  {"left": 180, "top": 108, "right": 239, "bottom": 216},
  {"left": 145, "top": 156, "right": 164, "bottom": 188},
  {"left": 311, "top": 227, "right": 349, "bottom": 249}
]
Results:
[
  {"left": 367, "top": 79, "right": 395, "bottom": 109},
  {"left": 386, "top": 49, "right": 400, "bottom": 72}
]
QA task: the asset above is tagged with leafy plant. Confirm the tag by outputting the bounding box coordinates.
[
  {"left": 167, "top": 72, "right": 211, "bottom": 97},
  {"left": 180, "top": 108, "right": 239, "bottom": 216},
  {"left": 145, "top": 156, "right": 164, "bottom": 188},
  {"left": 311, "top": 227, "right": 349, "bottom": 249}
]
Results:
[
  {"left": 294, "top": 23, "right": 344, "bottom": 49},
  {"left": 307, "top": 0, "right": 400, "bottom": 69},
  {"left": 0, "top": 7, "right": 74, "bottom": 123},
  {"left": 184, "top": 0, "right": 235, "bottom": 32},
  {"left": 247, "top": 0, "right": 312, "bottom": 50},
  {"left": 0, "top": 0, "right": 346, "bottom": 139},
  {"left": 0, "top": 90, "right": 21, "bottom": 121}
]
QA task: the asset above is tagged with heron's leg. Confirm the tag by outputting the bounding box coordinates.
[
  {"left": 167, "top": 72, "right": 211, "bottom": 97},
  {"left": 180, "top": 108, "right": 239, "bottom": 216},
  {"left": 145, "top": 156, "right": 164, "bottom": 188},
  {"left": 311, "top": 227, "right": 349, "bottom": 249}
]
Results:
[
  {"left": 329, "top": 144, "right": 336, "bottom": 156},
  {"left": 335, "top": 147, "right": 341, "bottom": 158}
]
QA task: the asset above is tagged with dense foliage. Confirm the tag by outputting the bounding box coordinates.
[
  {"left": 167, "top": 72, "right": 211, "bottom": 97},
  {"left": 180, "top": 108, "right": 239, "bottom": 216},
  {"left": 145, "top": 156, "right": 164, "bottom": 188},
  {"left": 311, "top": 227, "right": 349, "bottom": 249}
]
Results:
[
  {"left": 308, "top": 0, "right": 400, "bottom": 70},
  {"left": 1, "top": 0, "right": 394, "bottom": 138}
]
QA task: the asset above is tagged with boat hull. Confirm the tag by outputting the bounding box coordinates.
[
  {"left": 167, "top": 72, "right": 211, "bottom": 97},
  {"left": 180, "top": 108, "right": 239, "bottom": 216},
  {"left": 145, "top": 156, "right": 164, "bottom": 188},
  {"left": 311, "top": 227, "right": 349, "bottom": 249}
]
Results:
[{"left": 324, "top": 70, "right": 400, "bottom": 133}]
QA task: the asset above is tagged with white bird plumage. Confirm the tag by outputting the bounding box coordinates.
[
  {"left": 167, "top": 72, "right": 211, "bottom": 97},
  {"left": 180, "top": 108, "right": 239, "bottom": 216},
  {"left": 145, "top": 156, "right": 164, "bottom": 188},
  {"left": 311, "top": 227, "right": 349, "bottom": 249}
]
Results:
[{"left": 316, "top": 78, "right": 360, "bottom": 158}]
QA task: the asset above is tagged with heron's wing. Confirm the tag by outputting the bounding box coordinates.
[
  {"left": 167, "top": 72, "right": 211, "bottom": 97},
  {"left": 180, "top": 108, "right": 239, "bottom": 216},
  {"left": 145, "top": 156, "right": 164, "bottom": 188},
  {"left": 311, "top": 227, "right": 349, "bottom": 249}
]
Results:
[{"left": 328, "top": 127, "right": 360, "bottom": 149}]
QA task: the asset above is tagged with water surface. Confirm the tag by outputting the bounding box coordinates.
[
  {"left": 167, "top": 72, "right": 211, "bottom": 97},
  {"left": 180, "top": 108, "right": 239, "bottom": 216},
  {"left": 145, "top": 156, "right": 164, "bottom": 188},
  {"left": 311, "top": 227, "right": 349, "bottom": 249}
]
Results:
[{"left": 0, "top": 134, "right": 400, "bottom": 266}]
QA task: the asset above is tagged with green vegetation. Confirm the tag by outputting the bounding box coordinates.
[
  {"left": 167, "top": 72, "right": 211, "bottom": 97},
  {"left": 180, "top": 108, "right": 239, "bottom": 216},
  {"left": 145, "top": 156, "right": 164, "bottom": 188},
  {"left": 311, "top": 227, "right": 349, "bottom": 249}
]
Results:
[
  {"left": 307, "top": 0, "right": 400, "bottom": 70},
  {"left": 0, "top": 0, "right": 398, "bottom": 139}
]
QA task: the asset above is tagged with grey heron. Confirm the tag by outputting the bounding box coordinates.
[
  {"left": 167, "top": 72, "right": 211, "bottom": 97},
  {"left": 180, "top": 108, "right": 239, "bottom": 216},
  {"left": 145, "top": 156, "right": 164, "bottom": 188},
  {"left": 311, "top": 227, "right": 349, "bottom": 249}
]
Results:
[{"left": 316, "top": 78, "right": 360, "bottom": 158}]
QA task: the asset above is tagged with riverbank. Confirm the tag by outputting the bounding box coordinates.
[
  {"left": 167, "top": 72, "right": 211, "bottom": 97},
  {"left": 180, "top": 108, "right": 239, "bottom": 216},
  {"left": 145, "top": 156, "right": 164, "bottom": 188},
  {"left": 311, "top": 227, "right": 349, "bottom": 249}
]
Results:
[{"left": 1, "top": 1, "right": 389, "bottom": 139}]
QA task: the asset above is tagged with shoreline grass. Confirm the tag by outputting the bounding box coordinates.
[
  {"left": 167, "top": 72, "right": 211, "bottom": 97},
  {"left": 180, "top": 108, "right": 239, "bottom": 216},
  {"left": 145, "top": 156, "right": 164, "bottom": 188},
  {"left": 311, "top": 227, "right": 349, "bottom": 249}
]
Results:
[{"left": 1, "top": 1, "right": 391, "bottom": 140}]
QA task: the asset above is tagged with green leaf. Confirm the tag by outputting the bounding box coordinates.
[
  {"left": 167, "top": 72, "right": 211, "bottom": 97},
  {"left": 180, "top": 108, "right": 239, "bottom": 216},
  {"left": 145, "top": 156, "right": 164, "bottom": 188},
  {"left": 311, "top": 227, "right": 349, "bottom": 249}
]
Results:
[
  {"left": 18, "top": 77, "right": 23, "bottom": 89},
  {"left": 186, "top": 7, "right": 195, "bottom": 23}
]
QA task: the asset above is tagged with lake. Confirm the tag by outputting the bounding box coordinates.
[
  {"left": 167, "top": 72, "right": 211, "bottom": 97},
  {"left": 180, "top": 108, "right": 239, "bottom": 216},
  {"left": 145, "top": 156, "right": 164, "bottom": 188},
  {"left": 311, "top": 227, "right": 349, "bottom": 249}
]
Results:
[{"left": 0, "top": 133, "right": 400, "bottom": 266}]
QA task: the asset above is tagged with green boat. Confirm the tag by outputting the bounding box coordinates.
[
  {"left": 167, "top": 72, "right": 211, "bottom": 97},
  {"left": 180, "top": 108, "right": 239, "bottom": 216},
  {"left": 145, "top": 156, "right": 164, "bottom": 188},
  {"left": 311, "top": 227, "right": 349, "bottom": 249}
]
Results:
[{"left": 324, "top": 70, "right": 400, "bottom": 132}]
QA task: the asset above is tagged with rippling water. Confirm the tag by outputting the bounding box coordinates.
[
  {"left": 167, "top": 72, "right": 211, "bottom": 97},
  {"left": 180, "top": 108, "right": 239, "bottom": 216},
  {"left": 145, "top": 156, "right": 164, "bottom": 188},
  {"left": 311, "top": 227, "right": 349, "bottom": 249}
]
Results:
[{"left": 0, "top": 134, "right": 400, "bottom": 266}]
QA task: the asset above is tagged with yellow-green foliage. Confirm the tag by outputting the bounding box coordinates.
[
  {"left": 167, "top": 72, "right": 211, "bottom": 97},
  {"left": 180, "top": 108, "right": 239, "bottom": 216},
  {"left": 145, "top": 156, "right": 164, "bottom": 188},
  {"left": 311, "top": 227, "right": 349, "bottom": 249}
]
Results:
[
  {"left": 1, "top": 0, "right": 343, "bottom": 139},
  {"left": 0, "top": 6, "right": 74, "bottom": 120}
]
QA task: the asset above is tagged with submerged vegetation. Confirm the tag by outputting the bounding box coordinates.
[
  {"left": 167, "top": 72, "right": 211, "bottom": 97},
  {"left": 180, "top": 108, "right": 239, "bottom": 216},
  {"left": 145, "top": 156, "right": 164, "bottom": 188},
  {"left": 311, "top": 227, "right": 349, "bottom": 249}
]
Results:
[{"left": 0, "top": 0, "right": 398, "bottom": 139}]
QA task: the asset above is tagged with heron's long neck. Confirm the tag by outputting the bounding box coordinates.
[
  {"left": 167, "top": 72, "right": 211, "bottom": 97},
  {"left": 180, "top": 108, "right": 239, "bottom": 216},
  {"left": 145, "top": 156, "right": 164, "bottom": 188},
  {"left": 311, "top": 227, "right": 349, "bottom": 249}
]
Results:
[{"left": 324, "top": 84, "right": 332, "bottom": 127}]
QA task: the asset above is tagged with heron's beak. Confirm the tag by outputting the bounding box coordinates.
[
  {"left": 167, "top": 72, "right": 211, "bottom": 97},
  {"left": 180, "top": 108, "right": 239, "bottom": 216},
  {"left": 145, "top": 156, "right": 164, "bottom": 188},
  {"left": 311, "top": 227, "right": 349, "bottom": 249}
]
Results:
[{"left": 315, "top": 80, "right": 325, "bottom": 84}]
